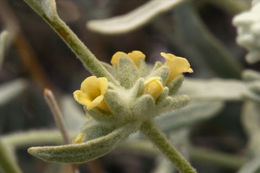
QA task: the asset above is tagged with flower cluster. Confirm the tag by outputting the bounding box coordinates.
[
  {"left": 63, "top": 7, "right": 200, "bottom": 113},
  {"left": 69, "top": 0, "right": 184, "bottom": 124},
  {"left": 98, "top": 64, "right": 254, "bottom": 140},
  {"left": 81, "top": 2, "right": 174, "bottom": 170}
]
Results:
[
  {"left": 233, "top": 0, "right": 260, "bottom": 64},
  {"left": 73, "top": 50, "right": 193, "bottom": 131}
]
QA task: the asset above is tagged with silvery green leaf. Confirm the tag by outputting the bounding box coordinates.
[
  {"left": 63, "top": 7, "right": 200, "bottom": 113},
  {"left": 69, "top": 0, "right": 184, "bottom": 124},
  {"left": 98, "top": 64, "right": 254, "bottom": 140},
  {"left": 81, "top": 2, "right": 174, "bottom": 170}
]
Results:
[
  {"left": 87, "top": 109, "right": 115, "bottom": 124},
  {"left": 148, "top": 66, "right": 169, "bottom": 85},
  {"left": 242, "top": 70, "right": 260, "bottom": 82},
  {"left": 246, "top": 51, "right": 260, "bottom": 64},
  {"left": 238, "top": 156, "right": 260, "bottom": 173},
  {"left": 2, "top": 130, "right": 74, "bottom": 148},
  {"left": 129, "top": 78, "right": 145, "bottom": 99},
  {"left": 0, "top": 31, "right": 11, "bottom": 68},
  {"left": 168, "top": 75, "right": 184, "bottom": 95},
  {"left": 233, "top": 1, "right": 260, "bottom": 64},
  {"left": 105, "top": 90, "right": 132, "bottom": 123},
  {"left": 167, "top": 95, "right": 190, "bottom": 110},
  {"left": 180, "top": 78, "right": 249, "bottom": 101},
  {"left": 40, "top": 0, "right": 58, "bottom": 20},
  {"left": 156, "top": 100, "right": 224, "bottom": 132},
  {"left": 61, "top": 96, "right": 86, "bottom": 132},
  {"left": 152, "top": 61, "right": 163, "bottom": 71},
  {"left": 138, "top": 60, "right": 150, "bottom": 77},
  {"left": 81, "top": 119, "right": 115, "bottom": 141},
  {"left": 87, "top": 0, "right": 184, "bottom": 34},
  {"left": 0, "top": 79, "right": 28, "bottom": 105},
  {"left": 173, "top": 3, "right": 242, "bottom": 78},
  {"left": 241, "top": 101, "right": 260, "bottom": 155},
  {"left": 28, "top": 123, "right": 140, "bottom": 163},
  {"left": 132, "top": 95, "right": 155, "bottom": 120},
  {"left": 117, "top": 56, "right": 138, "bottom": 88},
  {"left": 156, "top": 87, "right": 169, "bottom": 105}
]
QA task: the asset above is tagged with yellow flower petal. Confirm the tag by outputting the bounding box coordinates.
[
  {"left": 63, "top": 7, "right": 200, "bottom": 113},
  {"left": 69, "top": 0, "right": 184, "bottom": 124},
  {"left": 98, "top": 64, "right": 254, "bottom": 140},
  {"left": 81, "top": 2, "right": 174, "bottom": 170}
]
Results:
[
  {"left": 73, "top": 76, "right": 110, "bottom": 113},
  {"left": 110, "top": 50, "right": 146, "bottom": 66},
  {"left": 144, "top": 77, "right": 163, "bottom": 99},
  {"left": 73, "top": 90, "right": 91, "bottom": 106},
  {"left": 111, "top": 51, "right": 128, "bottom": 65},
  {"left": 161, "top": 52, "right": 193, "bottom": 85},
  {"left": 128, "top": 50, "right": 146, "bottom": 66},
  {"left": 98, "top": 77, "right": 108, "bottom": 95},
  {"left": 73, "top": 133, "right": 85, "bottom": 144}
]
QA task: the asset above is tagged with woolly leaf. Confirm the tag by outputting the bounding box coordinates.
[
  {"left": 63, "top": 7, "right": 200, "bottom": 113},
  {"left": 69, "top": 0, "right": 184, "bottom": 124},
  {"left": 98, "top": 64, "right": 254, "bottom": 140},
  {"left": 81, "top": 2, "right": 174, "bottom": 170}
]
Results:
[
  {"left": 168, "top": 95, "right": 190, "bottom": 110},
  {"left": 180, "top": 78, "right": 249, "bottom": 101},
  {"left": 117, "top": 56, "right": 138, "bottom": 88},
  {"left": 105, "top": 90, "right": 132, "bottom": 123},
  {"left": 156, "top": 100, "right": 224, "bottom": 132},
  {"left": 132, "top": 95, "right": 155, "bottom": 120},
  {"left": 233, "top": 1, "right": 260, "bottom": 64},
  {"left": 81, "top": 119, "right": 115, "bottom": 141},
  {"left": 156, "top": 87, "right": 169, "bottom": 105},
  {"left": 168, "top": 75, "right": 184, "bottom": 95},
  {"left": 129, "top": 78, "right": 145, "bottom": 99},
  {"left": 148, "top": 66, "right": 169, "bottom": 85},
  {"left": 242, "top": 70, "right": 260, "bottom": 82},
  {"left": 241, "top": 101, "right": 260, "bottom": 155},
  {"left": 28, "top": 123, "right": 140, "bottom": 163},
  {"left": 87, "top": 0, "right": 184, "bottom": 34}
]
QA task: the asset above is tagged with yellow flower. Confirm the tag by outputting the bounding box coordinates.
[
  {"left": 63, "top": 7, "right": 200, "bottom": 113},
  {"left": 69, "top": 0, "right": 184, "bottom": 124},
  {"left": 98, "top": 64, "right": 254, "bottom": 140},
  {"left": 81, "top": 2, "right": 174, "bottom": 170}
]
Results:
[
  {"left": 161, "top": 52, "right": 193, "bottom": 85},
  {"left": 144, "top": 77, "right": 163, "bottom": 99},
  {"left": 73, "top": 76, "right": 110, "bottom": 113},
  {"left": 111, "top": 50, "right": 146, "bottom": 66}
]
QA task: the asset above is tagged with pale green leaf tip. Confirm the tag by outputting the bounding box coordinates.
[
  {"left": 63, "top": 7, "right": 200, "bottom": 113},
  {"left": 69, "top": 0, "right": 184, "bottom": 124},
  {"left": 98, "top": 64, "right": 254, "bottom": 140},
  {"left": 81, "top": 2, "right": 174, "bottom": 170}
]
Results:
[{"left": 86, "top": 0, "right": 183, "bottom": 34}]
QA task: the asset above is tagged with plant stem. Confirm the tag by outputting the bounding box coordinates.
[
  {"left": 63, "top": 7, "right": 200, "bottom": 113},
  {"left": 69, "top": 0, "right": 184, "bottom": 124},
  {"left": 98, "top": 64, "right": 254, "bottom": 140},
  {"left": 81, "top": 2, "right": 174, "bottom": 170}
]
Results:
[
  {"left": 121, "top": 140, "right": 247, "bottom": 169},
  {"left": 140, "top": 120, "right": 196, "bottom": 173},
  {"left": 189, "top": 146, "right": 247, "bottom": 169},
  {"left": 44, "top": 89, "right": 78, "bottom": 173},
  {"left": 44, "top": 89, "right": 70, "bottom": 144},
  {"left": 23, "top": 0, "right": 117, "bottom": 84},
  {"left": 0, "top": 141, "right": 22, "bottom": 173}
]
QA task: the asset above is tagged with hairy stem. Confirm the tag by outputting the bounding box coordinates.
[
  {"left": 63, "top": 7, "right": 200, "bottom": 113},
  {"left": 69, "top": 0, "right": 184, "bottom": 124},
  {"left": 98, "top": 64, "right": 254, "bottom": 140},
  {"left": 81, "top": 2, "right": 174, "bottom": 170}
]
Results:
[{"left": 140, "top": 120, "right": 196, "bottom": 173}]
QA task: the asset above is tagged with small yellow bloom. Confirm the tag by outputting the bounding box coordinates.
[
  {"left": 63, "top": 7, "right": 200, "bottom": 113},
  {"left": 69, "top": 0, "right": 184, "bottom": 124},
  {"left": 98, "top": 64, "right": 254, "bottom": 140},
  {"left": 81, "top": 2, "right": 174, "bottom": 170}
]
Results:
[
  {"left": 128, "top": 50, "right": 146, "bottom": 66},
  {"left": 73, "top": 76, "right": 110, "bottom": 113},
  {"left": 73, "top": 133, "right": 85, "bottom": 144},
  {"left": 161, "top": 52, "right": 193, "bottom": 85},
  {"left": 144, "top": 77, "right": 163, "bottom": 99},
  {"left": 111, "top": 50, "right": 146, "bottom": 66}
]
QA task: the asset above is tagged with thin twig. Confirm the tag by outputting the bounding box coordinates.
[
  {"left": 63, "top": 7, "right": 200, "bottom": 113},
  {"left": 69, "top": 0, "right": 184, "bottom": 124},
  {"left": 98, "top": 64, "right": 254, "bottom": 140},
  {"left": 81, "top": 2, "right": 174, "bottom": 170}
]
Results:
[
  {"left": 44, "top": 89, "right": 70, "bottom": 144},
  {"left": 44, "top": 88, "right": 77, "bottom": 173}
]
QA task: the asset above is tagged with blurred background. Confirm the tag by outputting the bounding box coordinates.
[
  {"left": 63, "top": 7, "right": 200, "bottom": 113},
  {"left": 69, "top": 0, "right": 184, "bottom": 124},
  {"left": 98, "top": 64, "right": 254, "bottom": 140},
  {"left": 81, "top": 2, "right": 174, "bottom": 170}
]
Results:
[{"left": 0, "top": 0, "right": 259, "bottom": 173}]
